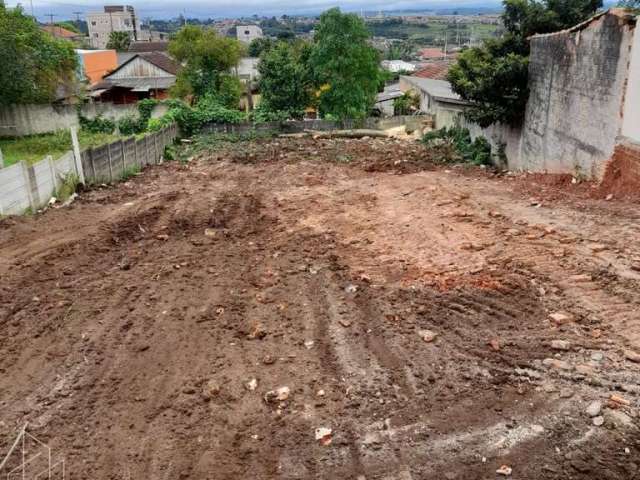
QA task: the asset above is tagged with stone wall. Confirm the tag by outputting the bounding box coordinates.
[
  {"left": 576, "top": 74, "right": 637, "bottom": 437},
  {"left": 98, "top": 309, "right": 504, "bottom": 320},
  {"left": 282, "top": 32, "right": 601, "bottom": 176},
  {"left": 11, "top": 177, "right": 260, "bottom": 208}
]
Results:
[{"left": 518, "top": 11, "right": 637, "bottom": 178}]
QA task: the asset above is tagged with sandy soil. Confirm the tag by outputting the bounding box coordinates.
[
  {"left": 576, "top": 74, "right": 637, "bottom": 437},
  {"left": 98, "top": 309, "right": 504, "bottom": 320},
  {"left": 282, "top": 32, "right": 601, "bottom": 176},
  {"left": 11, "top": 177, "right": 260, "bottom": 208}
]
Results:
[{"left": 1, "top": 136, "right": 639, "bottom": 479}]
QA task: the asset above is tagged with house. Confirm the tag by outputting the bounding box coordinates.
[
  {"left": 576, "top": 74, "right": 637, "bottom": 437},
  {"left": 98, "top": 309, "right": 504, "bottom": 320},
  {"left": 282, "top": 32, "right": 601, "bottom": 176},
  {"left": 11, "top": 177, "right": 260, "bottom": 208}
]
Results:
[
  {"left": 412, "top": 61, "right": 452, "bottom": 80},
  {"left": 419, "top": 47, "right": 446, "bottom": 60},
  {"left": 399, "top": 76, "right": 468, "bottom": 128},
  {"left": 236, "top": 25, "right": 263, "bottom": 43},
  {"left": 76, "top": 49, "right": 118, "bottom": 85},
  {"left": 380, "top": 60, "right": 416, "bottom": 73},
  {"left": 374, "top": 83, "right": 403, "bottom": 116},
  {"left": 235, "top": 58, "right": 260, "bottom": 82},
  {"left": 87, "top": 5, "right": 141, "bottom": 49},
  {"left": 90, "top": 52, "right": 179, "bottom": 103}
]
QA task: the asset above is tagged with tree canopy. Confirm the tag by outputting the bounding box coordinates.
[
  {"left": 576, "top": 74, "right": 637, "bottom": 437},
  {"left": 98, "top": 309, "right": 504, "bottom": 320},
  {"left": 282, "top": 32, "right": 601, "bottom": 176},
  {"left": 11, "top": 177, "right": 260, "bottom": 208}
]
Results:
[
  {"left": 168, "top": 25, "right": 244, "bottom": 104},
  {"left": 448, "top": 0, "right": 602, "bottom": 127},
  {"left": 257, "top": 41, "right": 311, "bottom": 119},
  {"left": 308, "top": 8, "right": 381, "bottom": 119},
  {"left": 106, "top": 31, "right": 131, "bottom": 51},
  {"left": 0, "top": 5, "right": 77, "bottom": 105}
]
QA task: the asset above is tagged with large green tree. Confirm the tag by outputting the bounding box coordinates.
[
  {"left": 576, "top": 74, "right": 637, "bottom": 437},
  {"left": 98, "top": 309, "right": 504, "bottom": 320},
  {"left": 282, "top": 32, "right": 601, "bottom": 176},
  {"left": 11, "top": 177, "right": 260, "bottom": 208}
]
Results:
[
  {"left": 168, "top": 25, "right": 244, "bottom": 104},
  {"left": 448, "top": 0, "right": 602, "bottom": 127},
  {"left": 106, "top": 31, "right": 131, "bottom": 51},
  {"left": 308, "top": 8, "right": 381, "bottom": 119},
  {"left": 257, "top": 41, "right": 311, "bottom": 119},
  {"left": 0, "top": 5, "right": 77, "bottom": 105}
]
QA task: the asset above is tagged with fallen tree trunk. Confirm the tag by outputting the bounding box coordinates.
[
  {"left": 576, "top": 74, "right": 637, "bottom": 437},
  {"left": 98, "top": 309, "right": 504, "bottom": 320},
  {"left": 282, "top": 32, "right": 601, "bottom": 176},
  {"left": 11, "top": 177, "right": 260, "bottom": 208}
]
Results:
[{"left": 310, "top": 129, "right": 390, "bottom": 139}]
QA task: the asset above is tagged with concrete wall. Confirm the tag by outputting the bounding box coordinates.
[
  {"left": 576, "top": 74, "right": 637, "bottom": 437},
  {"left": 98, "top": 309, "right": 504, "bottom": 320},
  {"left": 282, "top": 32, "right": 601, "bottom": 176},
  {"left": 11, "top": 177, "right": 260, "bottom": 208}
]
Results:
[
  {"left": 0, "top": 103, "right": 162, "bottom": 137},
  {"left": 622, "top": 19, "right": 640, "bottom": 142},
  {"left": 519, "top": 12, "right": 637, "bottom": 178}
]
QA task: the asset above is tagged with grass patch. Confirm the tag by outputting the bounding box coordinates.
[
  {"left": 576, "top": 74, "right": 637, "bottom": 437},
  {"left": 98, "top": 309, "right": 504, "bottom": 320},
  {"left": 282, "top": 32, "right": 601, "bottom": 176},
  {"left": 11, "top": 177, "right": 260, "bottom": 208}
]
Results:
[{"left": 0, "top": 130, "right": 120, "bottom": 167}]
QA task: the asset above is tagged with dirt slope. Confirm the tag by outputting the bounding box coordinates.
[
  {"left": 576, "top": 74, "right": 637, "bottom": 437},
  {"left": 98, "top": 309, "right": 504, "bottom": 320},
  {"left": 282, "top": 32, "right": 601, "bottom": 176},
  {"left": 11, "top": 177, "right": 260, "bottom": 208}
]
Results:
[{"left": 1, "top": 137, "right": 639, "bottom": 479}]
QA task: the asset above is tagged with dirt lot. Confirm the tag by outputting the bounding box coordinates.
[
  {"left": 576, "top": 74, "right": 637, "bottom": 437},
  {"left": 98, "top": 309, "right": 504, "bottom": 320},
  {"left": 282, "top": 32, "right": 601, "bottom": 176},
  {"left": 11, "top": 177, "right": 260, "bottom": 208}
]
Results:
[{"left": 1, "top": 136, "right": 640, "bottom": 479}]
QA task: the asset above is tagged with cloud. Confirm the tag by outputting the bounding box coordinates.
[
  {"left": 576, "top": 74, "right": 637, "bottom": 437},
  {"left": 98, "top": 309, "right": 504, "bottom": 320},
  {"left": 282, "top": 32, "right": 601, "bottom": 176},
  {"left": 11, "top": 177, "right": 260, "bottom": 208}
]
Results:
[{"left": 10, "top": 0, "right": 500, "bottom": 20}]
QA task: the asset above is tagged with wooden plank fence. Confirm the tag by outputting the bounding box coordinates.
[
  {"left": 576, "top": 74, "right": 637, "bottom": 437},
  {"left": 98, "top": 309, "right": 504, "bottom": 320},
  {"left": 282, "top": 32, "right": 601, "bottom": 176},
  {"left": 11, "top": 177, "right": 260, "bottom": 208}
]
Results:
[{"left": 0, "top": 124, "right": 178, "bottom": 216}]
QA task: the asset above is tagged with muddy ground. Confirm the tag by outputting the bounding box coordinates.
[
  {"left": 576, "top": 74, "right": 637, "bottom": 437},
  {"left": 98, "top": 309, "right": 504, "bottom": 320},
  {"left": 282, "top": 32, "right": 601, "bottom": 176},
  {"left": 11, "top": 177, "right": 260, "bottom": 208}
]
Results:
[{"left": 1, "top": 136, "right": 640, "bottom": 479}]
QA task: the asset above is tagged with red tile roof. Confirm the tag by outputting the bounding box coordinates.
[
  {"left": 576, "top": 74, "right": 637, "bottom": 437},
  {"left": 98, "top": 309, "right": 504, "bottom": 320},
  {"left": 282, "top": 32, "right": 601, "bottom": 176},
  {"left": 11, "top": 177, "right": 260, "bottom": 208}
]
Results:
[
  {"left": 412, "top": 62, "right": 451, "bottom": 81},
  {"left": 419, "top": 47, "right": 445, "bottom": 60}
]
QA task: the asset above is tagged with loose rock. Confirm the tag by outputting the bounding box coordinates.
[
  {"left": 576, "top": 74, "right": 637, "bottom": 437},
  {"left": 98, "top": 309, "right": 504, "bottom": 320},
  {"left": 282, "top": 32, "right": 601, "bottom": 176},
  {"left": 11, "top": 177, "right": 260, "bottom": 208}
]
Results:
[
  {"left": 624, "top": 350, "right": 640, "bottom": 363},
  {"left": 264, "top": 386, "right": 290, "bottom": 403},
  {"left": 551, "top": 340, "right": 571, "bottom": 351},
  {"left": 496, "top": 465, "right": 512, "bottom": 476},
  {"left": 592, "top": 416, "right": 605, "bottom": 426},
  {"left": 315, "top": 427, "right": 333, "bottom": 446},
  {"left": 586, "top": 401, "right": 602, "bottom": 417}
]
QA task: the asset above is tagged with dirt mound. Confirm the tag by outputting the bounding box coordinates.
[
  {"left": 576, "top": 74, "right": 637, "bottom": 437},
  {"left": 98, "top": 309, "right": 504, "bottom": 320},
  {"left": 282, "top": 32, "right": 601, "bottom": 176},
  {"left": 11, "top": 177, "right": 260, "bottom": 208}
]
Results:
[{"left": 598, "top": 142, "right": 640, "bottom": 200}]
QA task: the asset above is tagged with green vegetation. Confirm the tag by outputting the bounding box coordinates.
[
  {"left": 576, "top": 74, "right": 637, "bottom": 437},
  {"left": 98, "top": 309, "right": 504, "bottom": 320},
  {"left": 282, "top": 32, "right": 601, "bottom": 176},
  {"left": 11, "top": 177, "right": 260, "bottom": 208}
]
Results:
[
  {"left": 309, "top": 8, "right": 382, "bottom": 120},
  {"left": 175, "top": 131, "right": 277, "bottom": 163},
  {"left": 0, "top": 130, "right": 120, "bottom": 167},
  {"left": 248, "top": 37, "right": 277, "bottom": 57},
  {"left": 393, "top": 92, "right": 420, "bottom": 115},
  {"left": 0, "top": 5, "right": 77, "bottom": 105},
  {"left": 422, "top": 126, "right": 492, "bottom": 165},
  {"left": 448, "top": 0, "right": 601, "bottom": 127},
  {"left": 106, "top": 31, "right": 132, "bottom": 51},
  {"left": 55, "top": 173, "right": 80, "bottom": 202},
  {"left": 168, "top": 25, "right": 245, "bottom": 102},
  {"left": 257, "top": 41, "right": 312, "bottom": 120},
  {"left": 367, "top": 18, "right": 500, "bottom": 45}
]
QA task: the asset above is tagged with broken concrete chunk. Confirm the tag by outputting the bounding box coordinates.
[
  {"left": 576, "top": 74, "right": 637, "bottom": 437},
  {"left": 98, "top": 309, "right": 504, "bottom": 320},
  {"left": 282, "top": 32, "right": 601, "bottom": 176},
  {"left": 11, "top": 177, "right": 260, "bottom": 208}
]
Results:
[
  {"left": 586, "top": 401, "right": 602, "bottom": 417},
  {"left": 315, "top": 427, "right": 333, "bottom": 446},
  {"left": 551, "top": 340, "right": 571, "bottom": 351},
  {"left": 264, "top": 386, "right": 290, "bottom": 403},
  {"left": 418, "top": 329, "right": 438, "bottom": 343},
  {"left": 245, "top": 378, "right": 258, "bottom": 391},
  {"left": 549, "top": 312, "right": 574, "bottom": 325},
  {"left": 496, "top": 465, "right": 512, "bottom": 476}
]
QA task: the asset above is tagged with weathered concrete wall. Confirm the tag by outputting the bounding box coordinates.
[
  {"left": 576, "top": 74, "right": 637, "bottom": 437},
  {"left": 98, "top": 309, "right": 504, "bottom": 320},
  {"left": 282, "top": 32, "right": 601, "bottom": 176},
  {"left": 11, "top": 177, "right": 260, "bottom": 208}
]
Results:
[
  {"left": 622, "top": 18, "right": 640, "bottom": 142},
  {"left": 519, "top": 12, "right": 637, "bottom": 178},
  {"left": 463, "top": 119, "right": 523, "bottom": 170},
  {"left": 0, "top": 103, "right": 148, "bottom": 137}
]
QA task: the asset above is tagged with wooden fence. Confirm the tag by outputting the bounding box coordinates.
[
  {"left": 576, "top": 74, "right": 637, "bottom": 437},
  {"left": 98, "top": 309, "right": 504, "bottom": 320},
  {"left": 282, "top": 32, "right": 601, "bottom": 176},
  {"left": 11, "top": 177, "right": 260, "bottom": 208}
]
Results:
[{"left": 0, "top": 124, "right": 178, "bottom": 216}]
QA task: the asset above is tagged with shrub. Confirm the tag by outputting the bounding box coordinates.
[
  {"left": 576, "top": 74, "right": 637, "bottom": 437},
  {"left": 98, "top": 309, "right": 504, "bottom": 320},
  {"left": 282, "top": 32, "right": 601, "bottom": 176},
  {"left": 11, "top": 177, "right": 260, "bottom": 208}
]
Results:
[
  {"left": 116, "top": 115, "right": 140, "bottom": 136},
  {"left": 79, "top": 115, "right": 115, "bottom": 134},
  {"left": 422, "top": 126, "right": 492, "bottom": 166}
]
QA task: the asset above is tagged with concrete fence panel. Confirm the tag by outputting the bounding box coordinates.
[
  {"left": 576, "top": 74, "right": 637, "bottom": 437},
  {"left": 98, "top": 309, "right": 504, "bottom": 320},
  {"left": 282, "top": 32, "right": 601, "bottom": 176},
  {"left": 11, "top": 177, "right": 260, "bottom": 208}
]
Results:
[{"left": 0, "top": 162, "right": 31, "bottom": 215}]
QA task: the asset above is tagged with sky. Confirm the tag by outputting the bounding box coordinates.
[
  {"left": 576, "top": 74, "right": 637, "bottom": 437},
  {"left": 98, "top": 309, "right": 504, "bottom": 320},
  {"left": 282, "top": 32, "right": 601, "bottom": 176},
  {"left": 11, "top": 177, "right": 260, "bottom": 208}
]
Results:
[{"left": 7, "top": 0, "right": 501, "bottom": 21}]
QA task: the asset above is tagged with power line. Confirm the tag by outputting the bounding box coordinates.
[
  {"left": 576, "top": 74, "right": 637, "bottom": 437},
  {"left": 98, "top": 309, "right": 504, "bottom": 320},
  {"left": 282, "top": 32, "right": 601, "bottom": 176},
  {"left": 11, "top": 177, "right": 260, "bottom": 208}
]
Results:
[{"left": 46, "top": 13, "right": 57, "bottom": 26}]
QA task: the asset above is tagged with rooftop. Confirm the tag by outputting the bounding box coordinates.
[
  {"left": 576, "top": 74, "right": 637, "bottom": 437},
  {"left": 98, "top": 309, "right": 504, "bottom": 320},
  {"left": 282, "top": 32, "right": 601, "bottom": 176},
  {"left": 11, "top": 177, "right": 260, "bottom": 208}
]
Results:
[{"left": 401, "top": 76, "right": 467, "bottom": 104}]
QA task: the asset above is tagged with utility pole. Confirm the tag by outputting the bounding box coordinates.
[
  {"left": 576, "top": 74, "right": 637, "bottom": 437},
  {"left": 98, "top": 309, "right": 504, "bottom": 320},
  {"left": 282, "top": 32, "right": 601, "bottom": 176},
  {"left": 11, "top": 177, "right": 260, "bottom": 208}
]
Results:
[{"left": 46, "top": 13, "right": 57, "bottom": 26}]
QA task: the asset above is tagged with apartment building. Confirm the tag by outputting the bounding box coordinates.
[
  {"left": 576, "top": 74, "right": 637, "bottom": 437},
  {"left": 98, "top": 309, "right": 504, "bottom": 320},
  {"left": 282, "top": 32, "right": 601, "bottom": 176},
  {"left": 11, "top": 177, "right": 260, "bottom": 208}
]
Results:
[
  {"left": 236, "top": 25, "right": 263, "bottom": 43},
  {"left": 87, "top": 5, "right": 141, "bottom": 49}
]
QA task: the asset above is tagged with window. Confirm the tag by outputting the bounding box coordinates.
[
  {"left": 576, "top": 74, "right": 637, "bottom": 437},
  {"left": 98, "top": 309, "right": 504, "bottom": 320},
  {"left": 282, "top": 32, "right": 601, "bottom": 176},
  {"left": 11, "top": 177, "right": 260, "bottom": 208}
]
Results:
[
  {"left": 91, "top": 21, "right": 96, "bottom": 26},
  {"left": 124, "top": 19, "right": 130, "bottom": 26},
  {"left": 244, "top": 30, "right": 250, "bottom": 35}
]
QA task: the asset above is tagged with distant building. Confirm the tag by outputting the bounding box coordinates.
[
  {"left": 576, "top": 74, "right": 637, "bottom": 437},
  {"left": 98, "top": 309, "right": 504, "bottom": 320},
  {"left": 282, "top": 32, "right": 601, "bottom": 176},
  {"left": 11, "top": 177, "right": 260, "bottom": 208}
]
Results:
[
  {"left": 412, "top": 61, "right": 453, "bottom": 81},
  {"left": 76, "top": 49, "right": 118, "bottom": 85},
  {"left": 235, "top": 57, "right": 260, "bottom": 82},
  {"left": 381, "top": 60, "right": 417, "bottom": 73},
  {"left": 128, "top": 40, "right": 170, "bottom": 53},
  {"left": 90, "top": 52, "right": 179, "bottom": 103},
  {"left": 399, "top": 76, "right": 468, "bottom": 128},
  {"left": 374, "top": 83, "right": 403, "bottom": 116},
  {"left": 419, "top": 47, "right": 446, "bottom": 60},
  {"left": 87, "top": 5, "right": 141, "bottom": 49},
  {"left": 236, "top": 25, "right": 263, "bottom": 43}
]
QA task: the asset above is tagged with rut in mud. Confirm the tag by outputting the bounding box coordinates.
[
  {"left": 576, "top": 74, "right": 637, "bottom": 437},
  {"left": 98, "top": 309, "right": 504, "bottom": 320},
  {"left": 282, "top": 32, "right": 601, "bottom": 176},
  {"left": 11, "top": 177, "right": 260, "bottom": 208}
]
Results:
[{"left": 1, "top": 136, "right": 639, "bottom": 479}]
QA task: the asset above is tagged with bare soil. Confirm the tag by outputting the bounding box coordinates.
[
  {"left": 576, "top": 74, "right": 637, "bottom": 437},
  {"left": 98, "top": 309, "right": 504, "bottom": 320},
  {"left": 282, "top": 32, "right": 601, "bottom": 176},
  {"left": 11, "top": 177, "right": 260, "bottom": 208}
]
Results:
[{"left": 1, "top": 136, "right": 640, "bottom": 479}]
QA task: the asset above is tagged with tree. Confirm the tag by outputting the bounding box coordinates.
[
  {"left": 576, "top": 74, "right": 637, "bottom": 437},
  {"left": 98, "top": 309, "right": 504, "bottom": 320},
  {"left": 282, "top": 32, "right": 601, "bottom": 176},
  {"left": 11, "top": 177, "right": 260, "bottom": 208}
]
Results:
[
  {"left": 106, "top": 31, "right": 131, "bottom": 51},
  {"left": 257, "top": 41, "right": 311, "bottom": 118},
  {"left": 448, "top": 0, "right": 602, "bottom": 127},
  {"left": 248, "top": 37, "right": 275, "bottom": 57},
  {"left": 168, "top": 25, "right": 244, "bottom": 103},
  {"left": 308, "top": 8, "right": 381, "bottom": 120},
  {"left": 0, "top": 5, "right": 77, "bottom": 105}
]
